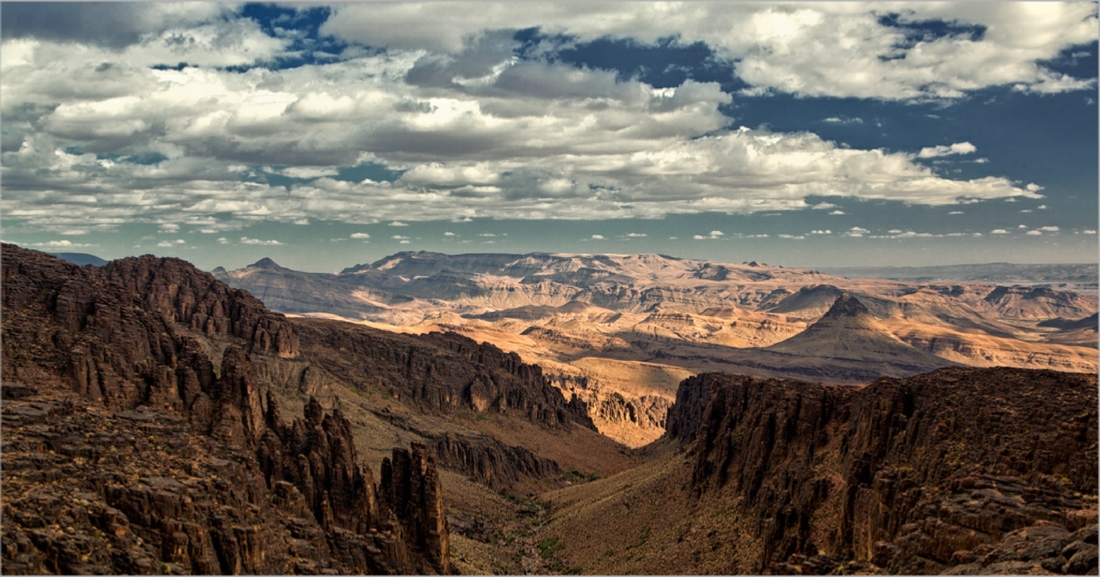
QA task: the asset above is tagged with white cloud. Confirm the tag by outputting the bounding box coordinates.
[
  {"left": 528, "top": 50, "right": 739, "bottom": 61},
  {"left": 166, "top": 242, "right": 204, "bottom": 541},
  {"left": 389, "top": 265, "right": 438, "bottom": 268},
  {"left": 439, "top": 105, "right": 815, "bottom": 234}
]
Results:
[
  {"left": 829, "top": 210, "right": 846, "bottom": 216},
  {"left": 948, "top": 211, "right": 963, "bottom": 215},
  {"left": 157, "top": 239, "right": 185, "bottom": 247},
  {"left": 693, "top": 230, "right": 726, "bottom": 240},
  {"left": 444, "top": 231, "right": 456, "bottom": 236},
  {"left": 1038, "top": 226, "right": 1060, "bottom": 232},
  {"left": 591, "top": 234, "right": 605, "bottom": 240},
  {"left": 391, "top": 235, "right": 410, "bottom": 240},
  {"left": 23, "top": 239, "right": 98, "bottom": 249},
  {"left": 323, "top": 3, "right": 1098, "bottom": 100},
  {"left": 240, "top": 237, "right": 282, "bottom": 245},
  {"left": 1084, "top": 230, "right": 1097, "bottom": 235},
  {"left": 0, "top": 5, "right": 1065, "bottom": 235},
  {"left": 1037, "top": 204, "right": 1047, "bottom": 210},
  {"left": 811, "top": 202, "right": 838, "bottom": 210},
  {"left": 822, "top": 116, "right": 862, "bottom": 124},
  {"left": 1026, "top": 230, "right": 1042, "bottom": 235},
  {"left": 844, "top": 226, "right": 869, "bottom": 237},
  {"left": 389, "top": 221, "right": 408, "bottom": 227},
  {"left": 399, "top": 239, "right": 410, "bottom": 244},
  {"left": 809, "top": 229, "right": 831, "bottom": 235},
  {"left": 626, "top": 232, "right": 647, "bottom": 237},
  {"left": 350, "top": 232, "right": 371, "bottom": 239},
  {"left": 1019, "top": 224, "right": 1028, "bottom": 228},
  {"left": 917, "top": 142, "right": 977, "bottom": 159},
  {"left": 991, "top": 229, "right": 1009, "bottom": 234},
  {"left": 217, "top": 237, "right": 229, "bottom": 244},
  {"left": 778, "top": 233, "right": 805, "bottom": 240}
]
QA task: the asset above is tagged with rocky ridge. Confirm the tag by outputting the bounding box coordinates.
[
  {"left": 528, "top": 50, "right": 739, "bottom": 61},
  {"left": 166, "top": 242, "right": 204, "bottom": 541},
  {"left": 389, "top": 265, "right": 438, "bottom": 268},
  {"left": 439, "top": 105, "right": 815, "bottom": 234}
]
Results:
[
  {"left": 1, "top": 244, "right": 453, "bottom": 574},
  {"left": 672, "top": 366, "right": 1099, "bottom": 574}
]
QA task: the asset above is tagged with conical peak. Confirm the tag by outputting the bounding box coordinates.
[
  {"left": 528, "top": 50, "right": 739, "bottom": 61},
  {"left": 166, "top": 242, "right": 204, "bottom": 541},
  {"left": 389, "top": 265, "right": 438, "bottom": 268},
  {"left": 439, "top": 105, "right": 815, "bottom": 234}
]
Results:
[
  {"left": 822, "top": 293, "right": 872, "bottom": 320},
  {"left": 251, "top": 257, "right": 280, "bottom": 269}
]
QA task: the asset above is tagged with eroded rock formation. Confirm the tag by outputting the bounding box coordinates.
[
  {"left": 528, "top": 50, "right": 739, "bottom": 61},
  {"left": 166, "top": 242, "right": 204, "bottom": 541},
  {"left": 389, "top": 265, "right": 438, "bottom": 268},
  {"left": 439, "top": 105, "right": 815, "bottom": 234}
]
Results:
[
  {"left": 1, "top": 244, "right": 452, "bottom": 574},
  {"left": 669, "top": 366, "right": 1099, "bottom": 574}
]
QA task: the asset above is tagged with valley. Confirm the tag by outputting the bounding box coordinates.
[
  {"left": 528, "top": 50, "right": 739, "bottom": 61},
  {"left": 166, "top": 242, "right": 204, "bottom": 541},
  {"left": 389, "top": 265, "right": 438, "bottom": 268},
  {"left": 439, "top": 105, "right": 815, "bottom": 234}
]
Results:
[
  {"left": 213, "top": 251, "right": 1098, "bottom": 447},
  {"left": 4, "top": 244, "right": 1096, "bottom": 575}
]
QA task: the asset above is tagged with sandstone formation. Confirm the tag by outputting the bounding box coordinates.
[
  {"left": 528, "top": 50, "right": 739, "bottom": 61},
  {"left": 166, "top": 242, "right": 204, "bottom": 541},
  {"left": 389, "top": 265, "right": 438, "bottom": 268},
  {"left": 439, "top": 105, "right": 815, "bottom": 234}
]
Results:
[{"left": 672, "top": 366, "right": 1098, "bottom": 574}]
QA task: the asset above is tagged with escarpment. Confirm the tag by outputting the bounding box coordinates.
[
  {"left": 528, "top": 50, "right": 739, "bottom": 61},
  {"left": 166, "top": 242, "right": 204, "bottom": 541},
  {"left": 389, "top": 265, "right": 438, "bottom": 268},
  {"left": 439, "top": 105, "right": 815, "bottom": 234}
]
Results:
[
  {"left": 291, "top": 318, "right": 595, "bottom": 430},
  {"left": 1, "top": 244, "right": 452, "bottom": 574},
  {"left": 431, "top": 433, "right": 564, "bottom": 495},
  {"left": 670, "top": 367, "right": 1098, "bottom": 574}
]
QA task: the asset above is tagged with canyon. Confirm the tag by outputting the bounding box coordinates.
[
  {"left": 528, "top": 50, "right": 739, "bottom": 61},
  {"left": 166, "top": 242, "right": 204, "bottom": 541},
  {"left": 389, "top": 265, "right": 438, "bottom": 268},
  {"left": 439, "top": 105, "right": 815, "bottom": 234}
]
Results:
[
  {"left": 4, "top": 244, "right": 1096, "bottom": 575},
  {"left": 213, "top": 251, "right": 1097, "bottom": 446}
]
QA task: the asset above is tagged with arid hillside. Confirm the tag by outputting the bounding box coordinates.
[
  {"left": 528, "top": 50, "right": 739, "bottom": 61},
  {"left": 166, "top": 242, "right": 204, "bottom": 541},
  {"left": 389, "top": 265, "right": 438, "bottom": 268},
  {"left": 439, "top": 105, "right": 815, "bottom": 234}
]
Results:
[
  {"left": 213, "top": 251, "right": 1097, "bottom": 446},
  {"left": 0, "top": 245, "right": 636, "bottom": 575}
]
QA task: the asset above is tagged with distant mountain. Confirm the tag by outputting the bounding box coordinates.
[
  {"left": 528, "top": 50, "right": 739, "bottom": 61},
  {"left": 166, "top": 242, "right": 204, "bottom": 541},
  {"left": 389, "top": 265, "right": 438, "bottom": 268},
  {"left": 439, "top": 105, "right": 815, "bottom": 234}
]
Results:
[
  {"left": 48, "top": 251, "right": 109, "bottom": 267},
  {"left": 822, "top": 262, "right": 1098, "bottom": 291},
  {"left": 215, "top": 251, "right": 1097, "bottom": 446},
  {"left": 766, "top": 293, "right": 951, "bottom": 373}
]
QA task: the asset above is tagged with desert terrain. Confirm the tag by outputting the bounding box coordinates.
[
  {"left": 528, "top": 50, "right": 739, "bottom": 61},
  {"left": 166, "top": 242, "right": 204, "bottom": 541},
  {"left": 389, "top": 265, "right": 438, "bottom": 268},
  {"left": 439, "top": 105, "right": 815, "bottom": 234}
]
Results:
[{"left": 214, "top": 251, "right": 1097, "bottom": 446}]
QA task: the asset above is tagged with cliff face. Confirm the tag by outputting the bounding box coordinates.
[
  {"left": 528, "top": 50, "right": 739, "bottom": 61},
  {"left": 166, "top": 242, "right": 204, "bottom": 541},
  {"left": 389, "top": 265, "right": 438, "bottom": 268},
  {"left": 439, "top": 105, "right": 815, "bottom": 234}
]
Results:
[
  {"left": 2, "top": 245, "right": 298, "bottom": 415},
  {"left": 670, "top": 367, "right": 1098, "bottom": 574},
  {"left": 291, "top": 318, "right": 595, "bottom": 430},
  {"left": 1, "top": 244, "right": 451, "bottom": 574}
]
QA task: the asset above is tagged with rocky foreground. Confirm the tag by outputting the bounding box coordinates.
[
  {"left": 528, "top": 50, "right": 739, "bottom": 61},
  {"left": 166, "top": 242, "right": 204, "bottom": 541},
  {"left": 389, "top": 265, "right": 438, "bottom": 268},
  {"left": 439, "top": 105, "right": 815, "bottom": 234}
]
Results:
[{"left": 540, "top": 366, "right": 1099, "bottom": 575}]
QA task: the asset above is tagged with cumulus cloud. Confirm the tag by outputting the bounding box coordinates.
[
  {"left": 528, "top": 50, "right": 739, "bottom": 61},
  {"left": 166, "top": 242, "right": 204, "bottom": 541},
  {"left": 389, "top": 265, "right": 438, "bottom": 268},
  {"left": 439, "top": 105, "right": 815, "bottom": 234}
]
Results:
[
  {"left": 1038, "top": 226, "right": 1060, "bottom": 232},
  {"left": 23, "top": 239, "right": 98, "bottom": 249},
  {"left": 991, "top": 229, "right": 1009, "bottom": 234},
  {"left": 443, "top": 231, "right": 456, "bottom": 236},
  {"left": 240, "top": 237, "right": 282, "bottom": 245},
  {"left": 323, "top": 3, "right": 1098, "bottom": 100},
  {"left": 918, "top": 142, "right": 977, "bottom": 159},
  {"left": 0, "top": 3, "right": 1066, "bottom": 236},
  {"left": 845, "top": 227, "right": 869, "bottom": 237},
  {"left": 350, "top": 232, "right": 370, "bottom": 239},
  {"left": 626, "top": 232, "right": 647, "bottom": 237},
  {"left": 1084, "top": 230, "right": 1097, "bottom": 235},
  {"left": 590, "top": 234, "right": 605, "bottom": 240}
]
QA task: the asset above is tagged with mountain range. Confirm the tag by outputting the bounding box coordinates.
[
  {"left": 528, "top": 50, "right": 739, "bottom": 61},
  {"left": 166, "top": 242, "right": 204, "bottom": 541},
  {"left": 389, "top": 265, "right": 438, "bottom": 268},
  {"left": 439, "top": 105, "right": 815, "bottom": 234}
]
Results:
[
  {"left": 209, "top": 250, "right": 1097, "bottom": 446},
  {"left": 3, "top": 243, "right": 1096, "bottom": 575}
]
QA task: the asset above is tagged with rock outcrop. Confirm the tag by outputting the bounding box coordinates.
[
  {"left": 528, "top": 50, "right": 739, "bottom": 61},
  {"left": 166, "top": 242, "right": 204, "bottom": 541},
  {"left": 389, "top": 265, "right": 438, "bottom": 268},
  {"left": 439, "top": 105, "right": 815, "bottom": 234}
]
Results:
[
  {"left": 291, "top": 318, "right": 595, "bottom": 430},
  {"left": 669, "top": 366, "right": 1098, "bottom": 574},
  {"left": 431, "top": 433, "right": 563, "bottom": 495},
  {"left": 1, "top": 245, "right": 452, "bottom": 574}
]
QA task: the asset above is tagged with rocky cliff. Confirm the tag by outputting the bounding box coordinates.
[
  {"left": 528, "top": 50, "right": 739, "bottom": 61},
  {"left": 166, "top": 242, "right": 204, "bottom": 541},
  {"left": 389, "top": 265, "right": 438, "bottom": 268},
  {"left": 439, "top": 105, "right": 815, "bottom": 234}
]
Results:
[
  {"left": 291, "top": 318, "right": 594, "bottom": 430},
  {"left": 671, "top": 367, "right": 1098, "bottom": 574},
  {"left": 1, "top": 244, "right": 452, "bottom": 574}
]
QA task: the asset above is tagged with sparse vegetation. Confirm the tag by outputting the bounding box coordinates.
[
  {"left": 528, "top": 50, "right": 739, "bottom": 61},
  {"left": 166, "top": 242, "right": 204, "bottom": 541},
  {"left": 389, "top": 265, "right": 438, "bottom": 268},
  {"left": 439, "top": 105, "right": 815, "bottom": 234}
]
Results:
[{"left": 539, "top": 536, "right": 565, "bottom": 559}]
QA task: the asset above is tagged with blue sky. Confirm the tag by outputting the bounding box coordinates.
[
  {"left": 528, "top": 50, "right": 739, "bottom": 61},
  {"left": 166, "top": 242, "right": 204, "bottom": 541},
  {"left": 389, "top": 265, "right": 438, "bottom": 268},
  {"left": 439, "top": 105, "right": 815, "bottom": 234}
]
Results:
[{"left": 2, "top": 2, "right": 1096, "bottom": 272}]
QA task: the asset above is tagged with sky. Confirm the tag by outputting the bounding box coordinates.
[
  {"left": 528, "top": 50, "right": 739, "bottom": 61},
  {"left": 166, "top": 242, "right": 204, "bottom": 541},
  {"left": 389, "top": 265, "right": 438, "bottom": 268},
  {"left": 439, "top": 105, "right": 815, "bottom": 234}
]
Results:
[{"left": 2, "top": 2, "right": 1097, "bottom": 273}]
